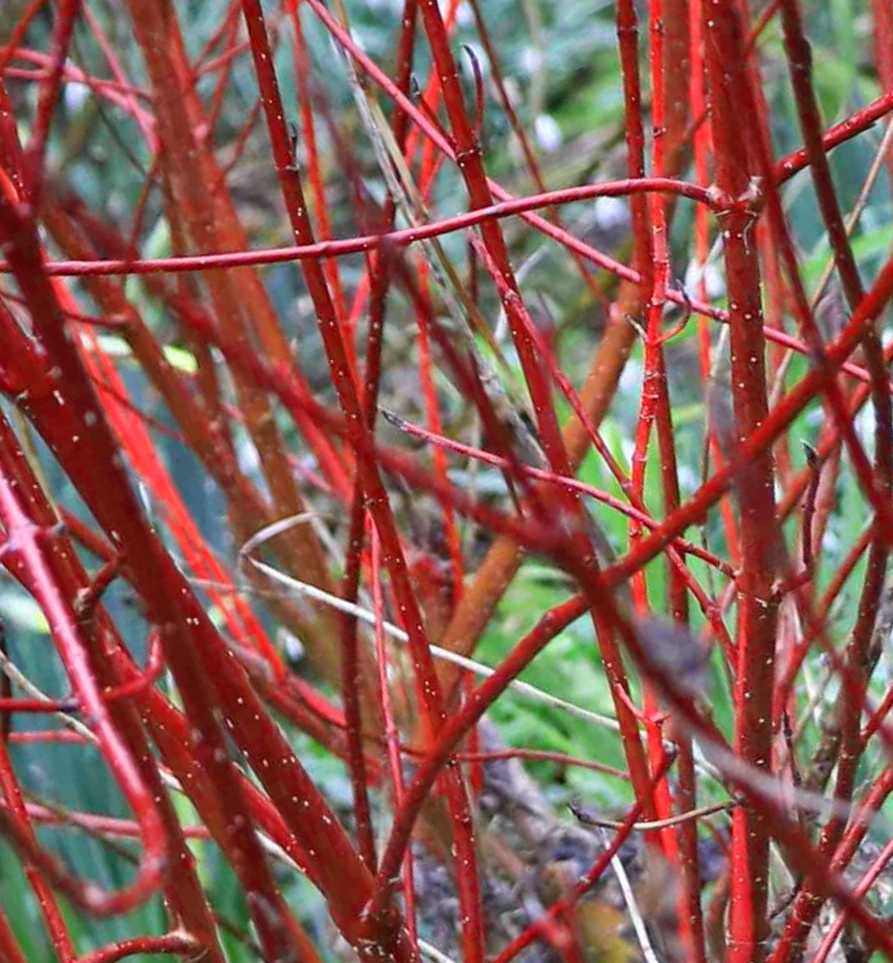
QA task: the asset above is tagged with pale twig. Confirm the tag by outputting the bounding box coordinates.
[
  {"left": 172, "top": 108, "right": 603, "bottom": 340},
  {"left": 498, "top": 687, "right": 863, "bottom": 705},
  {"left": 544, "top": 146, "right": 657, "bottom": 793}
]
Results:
[
  {"left": 0, "top": 644, "right": 93, "bottom": 742},
  {"left": 0, "top": 637, "right": 300, "bottom": 872},
  {"left": 418, "top": 938, "right": 460, "bottom": 963},
  {"left": 238, "top": 546, "right": 620, "bottom": 732},
  {"left": 576, "top": 797, "right": 736, "bottom": 832},
  {"left": 608, "top": 847, "right": 662, "bottom": 963}
]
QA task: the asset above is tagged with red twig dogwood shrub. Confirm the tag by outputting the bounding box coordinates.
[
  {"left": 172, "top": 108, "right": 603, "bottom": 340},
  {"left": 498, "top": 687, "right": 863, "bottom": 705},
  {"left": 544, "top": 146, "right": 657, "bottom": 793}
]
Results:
[{"left": 0, "top": 1, "right": 892, "bottom": 962}]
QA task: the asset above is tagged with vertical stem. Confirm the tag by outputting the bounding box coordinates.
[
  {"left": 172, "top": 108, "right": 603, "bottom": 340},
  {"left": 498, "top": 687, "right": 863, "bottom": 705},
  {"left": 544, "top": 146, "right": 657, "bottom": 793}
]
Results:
[
  {"left": 702, "top": 4, "right": 778, "bottom": 960},
  {"left": 648, "top": 0, "right": 705, "bottom": 957},
  {"left": 240, "top": 6, "right": 482, "bottom": 960}
]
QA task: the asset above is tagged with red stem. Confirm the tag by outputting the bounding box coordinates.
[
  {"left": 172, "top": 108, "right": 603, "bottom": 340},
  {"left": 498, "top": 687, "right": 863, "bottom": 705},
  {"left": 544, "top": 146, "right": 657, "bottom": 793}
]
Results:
[
  {"left": 703, "top": 9, "right": 778, "bottom": 957},
  {"left": 21, "top": 0, "right": 81, "bottom": 203},
  {"left": 239, "top": 5, "right": 481, "bottom": 959}
]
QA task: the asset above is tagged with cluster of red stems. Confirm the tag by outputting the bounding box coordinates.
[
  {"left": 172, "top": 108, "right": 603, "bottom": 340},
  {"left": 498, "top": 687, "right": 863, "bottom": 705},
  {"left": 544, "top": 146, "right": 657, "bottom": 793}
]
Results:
[{"left": 1, "top": 0, "right": 893, "bottom": 962}]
